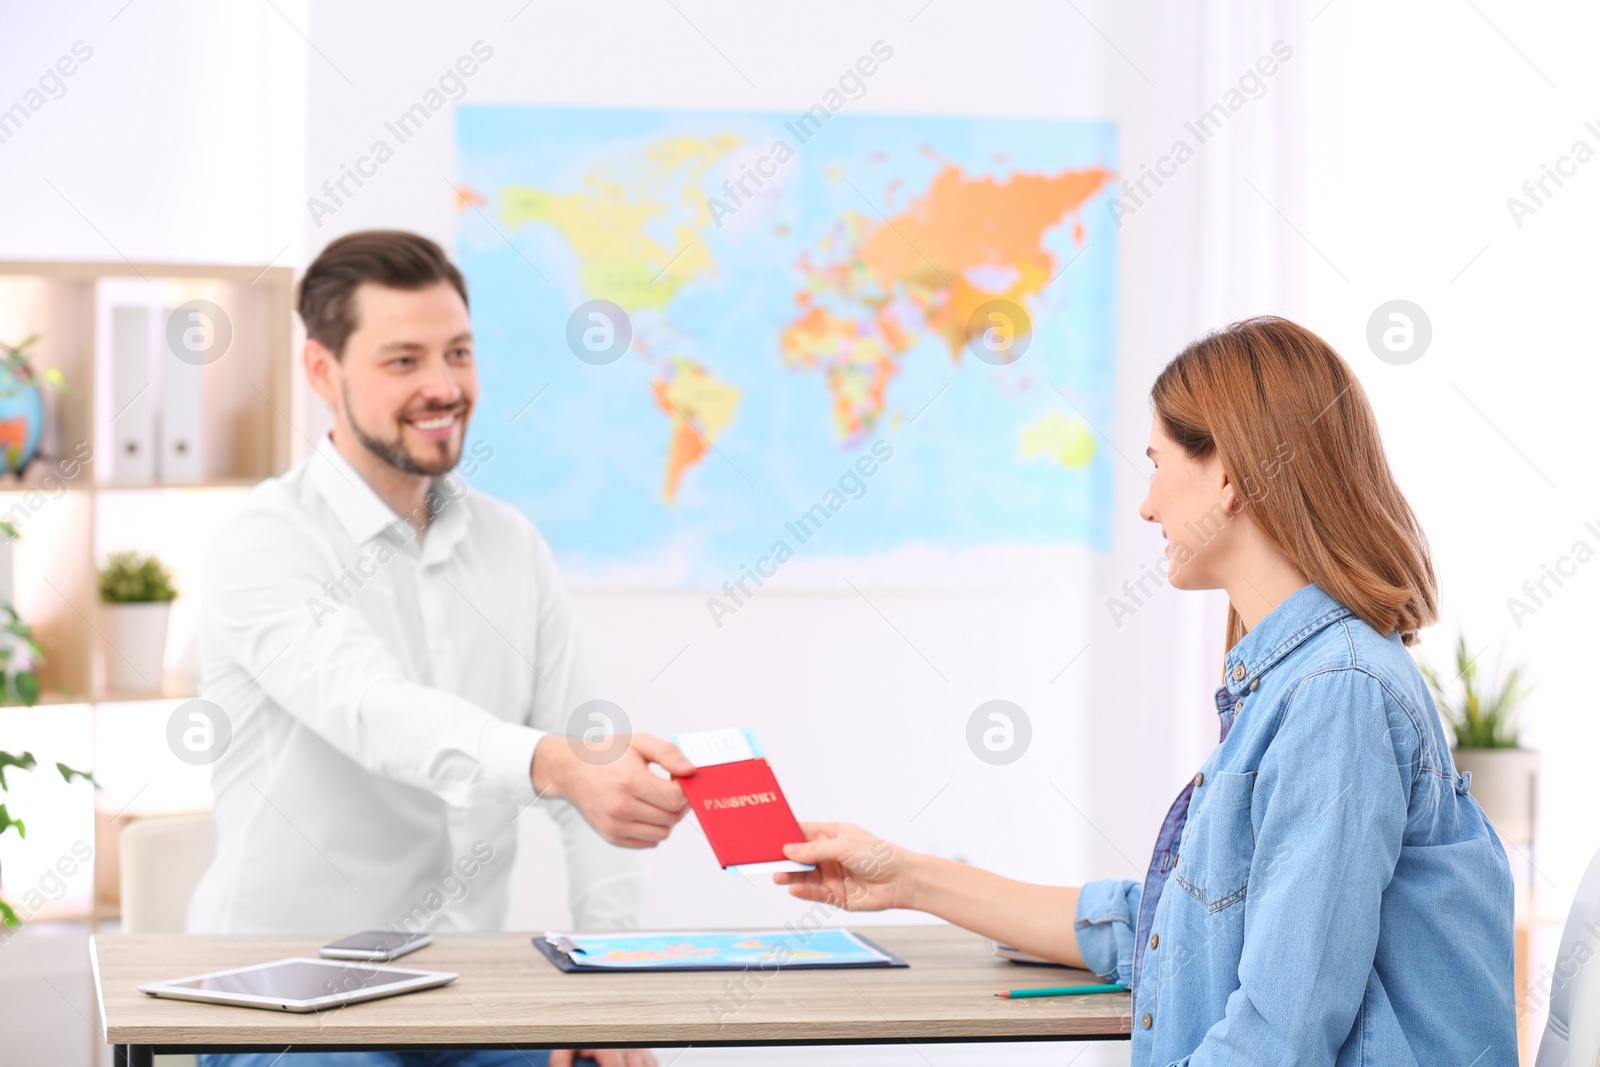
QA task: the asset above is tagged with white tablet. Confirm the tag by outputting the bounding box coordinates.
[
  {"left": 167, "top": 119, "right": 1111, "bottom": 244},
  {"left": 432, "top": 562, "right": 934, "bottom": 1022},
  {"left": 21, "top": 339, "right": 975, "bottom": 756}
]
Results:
[{"left": 139, "top": 956, "right": 456, "bottom": 1013}]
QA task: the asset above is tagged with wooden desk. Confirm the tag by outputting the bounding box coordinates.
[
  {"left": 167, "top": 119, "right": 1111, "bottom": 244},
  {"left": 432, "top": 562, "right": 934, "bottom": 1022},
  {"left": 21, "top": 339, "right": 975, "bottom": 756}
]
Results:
[{"left": 92, "top": 925, "right": 1131, "bottom": 1063}]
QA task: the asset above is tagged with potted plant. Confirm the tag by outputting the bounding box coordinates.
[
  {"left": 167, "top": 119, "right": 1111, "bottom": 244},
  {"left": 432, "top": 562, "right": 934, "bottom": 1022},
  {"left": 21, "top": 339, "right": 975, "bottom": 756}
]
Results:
[
  {"left": 1422, "top": 633, "right": 1537, "bottom": 843},
  {"left": 97, "top": 550, "right": 177, "bottom": 694}
]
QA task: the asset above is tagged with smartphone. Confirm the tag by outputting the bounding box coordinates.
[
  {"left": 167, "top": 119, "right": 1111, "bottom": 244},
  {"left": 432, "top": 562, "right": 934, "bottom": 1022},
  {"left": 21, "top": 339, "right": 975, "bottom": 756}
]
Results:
[{"left": 318, "top": 931, "right": 433, "bottom": 962}]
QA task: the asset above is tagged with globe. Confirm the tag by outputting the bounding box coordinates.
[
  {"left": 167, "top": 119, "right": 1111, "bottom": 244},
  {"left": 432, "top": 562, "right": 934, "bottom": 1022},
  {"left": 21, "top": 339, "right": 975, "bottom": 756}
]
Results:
[{"left": 0, "top": 358, "right": 44, "bottom": 474}]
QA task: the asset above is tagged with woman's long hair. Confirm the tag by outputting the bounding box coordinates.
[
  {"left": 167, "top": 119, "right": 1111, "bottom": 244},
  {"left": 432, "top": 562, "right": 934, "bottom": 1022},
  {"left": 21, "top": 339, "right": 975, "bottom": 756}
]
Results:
[{"left": 1151, "top": 316, "right": 1438, "bottom": 651}]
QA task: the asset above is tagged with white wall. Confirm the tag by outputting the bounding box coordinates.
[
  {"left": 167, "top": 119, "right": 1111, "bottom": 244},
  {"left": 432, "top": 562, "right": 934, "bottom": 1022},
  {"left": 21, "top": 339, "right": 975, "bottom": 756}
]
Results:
[
  {"left": 1300, "top": 3, "right": 1600, "bottom": 912},
  {"left": 0, "top": 1, "right": 306, "bottom": 265}
]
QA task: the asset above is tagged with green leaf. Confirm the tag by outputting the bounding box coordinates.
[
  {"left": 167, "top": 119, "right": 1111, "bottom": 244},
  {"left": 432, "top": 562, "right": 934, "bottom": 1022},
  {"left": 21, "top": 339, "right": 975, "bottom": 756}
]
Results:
[
  {"left": 1422, "top": 632, "right": 1532, "bottom": 749},
  {"left": 0, "top": 897, "right": 18, "bottom": 929},
  {"left": 0, "top": 803, "right": 26, "bottom": 839},
  {"left": 0, "top": 751, "right": 37, "bottom": 791},
  {"left": 55, "top": 762, "right": 99, "bottom": 788},
  {"left": 12, "top": 672, "right": 40, "bottom": 707}
]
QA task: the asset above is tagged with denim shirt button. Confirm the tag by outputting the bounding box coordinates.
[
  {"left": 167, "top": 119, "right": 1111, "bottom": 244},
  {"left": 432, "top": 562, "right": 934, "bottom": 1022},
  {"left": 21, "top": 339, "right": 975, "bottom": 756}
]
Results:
[
  {"left": 1193, "top": 772, "right": 1204, "bottom": 787},
  {"left": 1231, "top": 662, "right": 1246, "bottom": 681},
  {"left": 1149, "top": 933, "right": 1159, "bottom": 950},
  {"left": 1141, "top": 1013, "right": 1154, "bottom": 1029}
]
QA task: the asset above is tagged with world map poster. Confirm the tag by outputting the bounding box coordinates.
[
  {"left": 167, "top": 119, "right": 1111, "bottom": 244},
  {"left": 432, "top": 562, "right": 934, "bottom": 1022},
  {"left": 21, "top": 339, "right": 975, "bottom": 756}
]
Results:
[{"left": 454, "top": 106, "right": 1117, "bottom": 587}]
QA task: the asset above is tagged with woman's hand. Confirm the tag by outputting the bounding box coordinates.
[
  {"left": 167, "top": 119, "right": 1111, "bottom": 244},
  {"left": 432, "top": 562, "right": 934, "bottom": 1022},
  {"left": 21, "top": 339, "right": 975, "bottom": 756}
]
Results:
[
  {"left": 772, "top": 821, "right": 916, "bottom": 912},
  {"left": 780, "top": 821, "right": 1089, "bottom": 970}
]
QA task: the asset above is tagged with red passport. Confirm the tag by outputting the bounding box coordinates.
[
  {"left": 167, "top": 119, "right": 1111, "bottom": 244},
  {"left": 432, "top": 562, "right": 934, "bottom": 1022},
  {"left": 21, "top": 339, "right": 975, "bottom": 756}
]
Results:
[{"left": 678, "top": 758, "right": 808, "bottom": 871}]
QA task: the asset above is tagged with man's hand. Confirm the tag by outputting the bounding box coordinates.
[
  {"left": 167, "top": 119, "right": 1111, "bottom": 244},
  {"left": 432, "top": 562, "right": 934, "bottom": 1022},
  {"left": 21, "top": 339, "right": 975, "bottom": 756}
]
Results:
[
  {"left": 531, "top": 732, "right": 695, "bottom": 848},
  {"left": 773, "top": 821, "right": 913, "bottom": 912},
  {"left": 549, "top": 1049, "right": 657, "bottom": 1067}
]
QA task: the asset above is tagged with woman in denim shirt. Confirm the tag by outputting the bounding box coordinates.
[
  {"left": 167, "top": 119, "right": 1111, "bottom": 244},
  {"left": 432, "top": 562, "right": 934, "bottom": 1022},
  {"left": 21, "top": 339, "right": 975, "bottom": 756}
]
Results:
[{"left": 777, "top": 317, "right": 1517, "bottom": 1066}]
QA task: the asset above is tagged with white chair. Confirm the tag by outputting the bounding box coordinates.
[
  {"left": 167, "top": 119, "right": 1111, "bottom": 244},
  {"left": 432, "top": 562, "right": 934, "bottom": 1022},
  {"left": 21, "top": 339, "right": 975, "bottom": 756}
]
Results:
[
  {"left": 1537, "top": 845, "right": 1600, "bottom": 1066},
  {"left": 118, "top": 811, "right": 215, "bottom": 935},
  {"left": 117, "top": 811, "right": 215, "bottom": 1067}
]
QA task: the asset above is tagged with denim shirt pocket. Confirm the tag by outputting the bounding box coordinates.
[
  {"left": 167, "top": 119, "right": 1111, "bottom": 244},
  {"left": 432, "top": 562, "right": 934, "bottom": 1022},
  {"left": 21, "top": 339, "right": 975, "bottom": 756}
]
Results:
[{"left": 1173, "top": 769, "right": 1257, "bottom": 914}]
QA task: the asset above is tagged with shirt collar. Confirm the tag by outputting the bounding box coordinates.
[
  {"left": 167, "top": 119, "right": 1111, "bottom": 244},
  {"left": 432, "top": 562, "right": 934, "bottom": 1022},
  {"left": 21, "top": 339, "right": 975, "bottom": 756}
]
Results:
[
  {"left": 310, "top": 435, "right": 403, "bottom": 546},
  {"left": 419, "top": 474, "right": 472, "bottom": 565},
  {"left": 308, "top": 435, "right": 472, "bottom": 560},
  {"left": 1222, "top": 583, "right": 1355, "bottom": 697}
]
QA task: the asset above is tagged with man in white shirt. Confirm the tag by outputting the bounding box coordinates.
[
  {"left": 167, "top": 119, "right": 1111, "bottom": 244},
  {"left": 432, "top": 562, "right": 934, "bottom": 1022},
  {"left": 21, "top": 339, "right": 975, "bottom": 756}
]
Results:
[{"left": 191, "top": 230, "right": 694, "bottom": 1067}]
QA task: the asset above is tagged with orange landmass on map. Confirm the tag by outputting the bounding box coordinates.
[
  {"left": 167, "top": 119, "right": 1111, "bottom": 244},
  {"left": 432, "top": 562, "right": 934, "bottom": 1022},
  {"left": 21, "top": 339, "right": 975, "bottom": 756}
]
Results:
[
  {"left": 855, "top": 164, "right": 1112, "bottom": 358},
  {"left": 651, "top": 359, "right": 741, "bottom": 505},
  {"left": 780, "top": 163, "right": 1111, "bottom": 441}
]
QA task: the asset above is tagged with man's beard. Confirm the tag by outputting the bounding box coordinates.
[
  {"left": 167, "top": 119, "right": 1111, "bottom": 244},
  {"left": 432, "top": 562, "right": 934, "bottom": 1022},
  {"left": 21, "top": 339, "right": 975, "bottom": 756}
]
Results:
[{"left": 341, "top": 380, "right": 468, "bottom": 477}]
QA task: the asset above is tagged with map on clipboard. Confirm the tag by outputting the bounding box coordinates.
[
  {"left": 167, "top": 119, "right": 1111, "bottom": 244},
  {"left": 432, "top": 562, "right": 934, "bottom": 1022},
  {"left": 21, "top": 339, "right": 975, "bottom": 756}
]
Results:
[{"left": 534, "top": 929, "right": 908, "bottom": 972}]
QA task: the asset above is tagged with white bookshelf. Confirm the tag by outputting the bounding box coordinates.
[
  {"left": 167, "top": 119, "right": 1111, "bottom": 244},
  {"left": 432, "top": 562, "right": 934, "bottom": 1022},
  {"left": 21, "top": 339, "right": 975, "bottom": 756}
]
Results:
[{"left": 0, "top": 259, "right": 297, "bottom": 922}]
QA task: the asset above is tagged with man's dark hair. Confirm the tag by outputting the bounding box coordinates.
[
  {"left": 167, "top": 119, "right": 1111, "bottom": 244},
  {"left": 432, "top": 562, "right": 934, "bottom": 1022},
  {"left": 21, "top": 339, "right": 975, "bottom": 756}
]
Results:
[{"left": 297, "top": 230, "right": 468, "bottom": 358}]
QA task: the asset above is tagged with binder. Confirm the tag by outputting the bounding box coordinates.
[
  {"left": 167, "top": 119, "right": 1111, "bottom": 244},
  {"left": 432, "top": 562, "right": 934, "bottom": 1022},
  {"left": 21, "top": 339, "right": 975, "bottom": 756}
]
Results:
[
  {"left": 158, "top": 316, "right": 205, "bottom": 483},
  {"left": 109, "top": 304, "right": 155, "bottom": 484}
]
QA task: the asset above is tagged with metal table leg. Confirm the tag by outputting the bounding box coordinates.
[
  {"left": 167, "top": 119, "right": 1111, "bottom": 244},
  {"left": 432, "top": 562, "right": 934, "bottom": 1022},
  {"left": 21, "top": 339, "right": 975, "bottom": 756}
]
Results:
[{"left": 114, "top": 1045, "right": 153, "bottom": 1067}]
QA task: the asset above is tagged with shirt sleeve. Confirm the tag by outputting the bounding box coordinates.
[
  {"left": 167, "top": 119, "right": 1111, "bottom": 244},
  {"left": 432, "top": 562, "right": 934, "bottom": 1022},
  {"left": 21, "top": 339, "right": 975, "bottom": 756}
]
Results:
[
  {"left": 520, "top": 521, "right": 643, "bottom": 930},
  {"left": 1181, "top": 667, "right": 1415, "bottom": 1066},
  {"left": 1075, "top": 877, "right": 1143, "bottom": 986},
  {"left": 202, "top": 502, "right": 544, "bottom": 809}
]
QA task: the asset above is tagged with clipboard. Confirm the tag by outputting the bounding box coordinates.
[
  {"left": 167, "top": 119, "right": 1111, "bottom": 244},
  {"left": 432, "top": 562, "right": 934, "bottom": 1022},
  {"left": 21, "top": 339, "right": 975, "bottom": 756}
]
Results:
[{"left": 534, "top": 929, "right": 909, "bottom": 973}]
